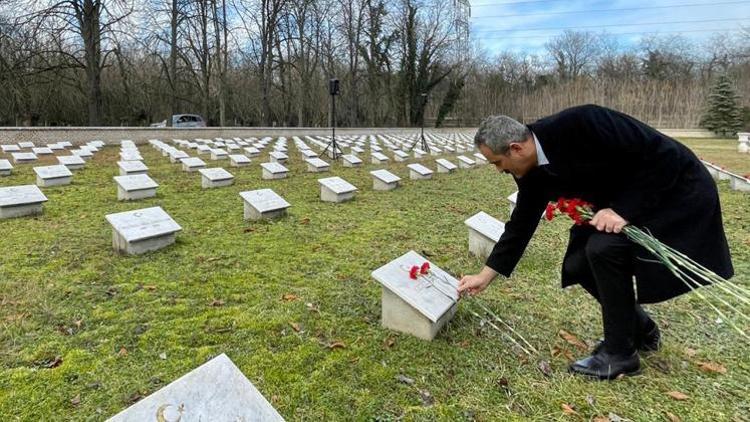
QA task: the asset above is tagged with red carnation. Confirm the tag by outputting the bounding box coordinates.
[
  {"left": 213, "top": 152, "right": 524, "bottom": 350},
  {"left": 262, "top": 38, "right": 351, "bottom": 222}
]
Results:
[
  {"left": 409, "top": 266, "right": 420, "bottom": 280},
  {"left": 545, "top": 203, "right": 556, "bottom": 221},
  {"left": 420, "top": 262, "right": 431, "bottom": 274}
]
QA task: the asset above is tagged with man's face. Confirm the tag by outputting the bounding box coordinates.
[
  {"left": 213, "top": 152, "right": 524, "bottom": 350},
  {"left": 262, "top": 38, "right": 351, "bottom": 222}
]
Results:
[{"left": 478, "top": 142, "right": 536, "bottom": 178}]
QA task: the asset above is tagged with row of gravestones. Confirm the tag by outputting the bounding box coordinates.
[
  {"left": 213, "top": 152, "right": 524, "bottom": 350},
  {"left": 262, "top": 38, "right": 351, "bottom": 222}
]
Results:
[{"left": 2, "top": 133, "right": 507, "bottom": 421}]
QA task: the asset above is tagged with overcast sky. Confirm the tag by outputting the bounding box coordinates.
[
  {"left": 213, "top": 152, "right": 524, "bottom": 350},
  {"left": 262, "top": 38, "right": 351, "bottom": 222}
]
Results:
[{"left": 468, "top": 0, "right": 750, "bottom": 55}]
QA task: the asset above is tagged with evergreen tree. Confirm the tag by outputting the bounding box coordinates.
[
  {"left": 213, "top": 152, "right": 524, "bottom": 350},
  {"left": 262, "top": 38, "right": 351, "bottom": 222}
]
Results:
[{"left": 700, "top": 74, "right": 743, "bottom": 137}]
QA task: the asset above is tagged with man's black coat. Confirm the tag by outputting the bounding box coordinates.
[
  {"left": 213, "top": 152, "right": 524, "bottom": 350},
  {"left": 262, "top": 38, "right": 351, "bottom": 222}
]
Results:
[{"left": 485, "top": 104, "right": 734, "bottom": 303}]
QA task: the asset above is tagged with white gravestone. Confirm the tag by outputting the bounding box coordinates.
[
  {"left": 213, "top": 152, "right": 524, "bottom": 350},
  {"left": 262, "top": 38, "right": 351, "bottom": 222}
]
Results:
[
  {"left": 181, "top": 157, "right": 207, "bottom": 172},
  {"left": 413, "top": 149, "right": 425, "bottom": 159},
  {"left": 473, "top": 153, "right": 488, "bottom": 164},
  {"left": 18, "top": 142, "right": 35, "bottom": 149},
  {"left": 351, "top": 146, "right": 365, "bottom": 154},
  {"left": 435, "top": 158, "right": 457, "bottom": 173},
  {"left": 33, "top": 165, "right": 73, "bottom": 187},
  {"left": 12, "top": 152, "right": 37, "bottom": 164},
  {"left": 371, "top": 152, "right": 389, "bottom": 164},
  {"left": 261, "top": 162, "right": 289, "bottom": 180},
  {"left": 342, "top": 154, "right": 363, "bottom": 168},
  {"left": 210, "top": 149, "right": 229, "bottom": 161},
  {"left": 393, "top": 150, "right": 409, "bottom": 162},
  {"left": 199, "top": 168, "right": 234, "bottom": 189},
  {"left": 244, "top": 147, "right": 261, "bottom": 157},
  {"left": 465, "top": 211, "right": 506, "bottom": 260},
  {"left": 1, "top": 145, "right": 20, "bottom": 153},
  {"left": 170, "top": 151, "right": 190, "bottom": 164},
  {"left": 301, "top": 149, "right": 318, "bottom": 159},
  {"left": 118, "top": 160, "right": 149, "bottom": 176},
  {"left": 370, "top": 169, "right": 401, "bottom": 191},
  {"left": 114, "top": 174, "right": 159, "bottom": 201},
  {"left": 229, "top": 154, "right": 251, "bottom": 167},
  {"left": 0, "top": 185, "right": 48, "bottom": 219},
  {"left": 305, "top": 157, "right": 330, "bottom": 173},
  {"left": 729, "top": 173, "right": 750, "bottom": 192},
  {"left": 197, "top": 145, "right": 212, "bottom": 155},
  {"left": 32, "top": 147, "right": 53, "bottom": 155},
  {"left": 457, "top": 155, "right": 475, "bottom": 169},
  {"left": 507, "top": 191, "right": 518, "bottom": 216},
  {"left": 72, "top": 149, "right": 93, "bottom": 160},
  {"left": 57, "top": 155, "right": 85, "bottom": 170},
  {"left": 105, "top": 206, "right": 181, "bottom": 255},
  {"left": 240, "top": 189, "right": 291, "bottom": 220},
  {"left": 407, "top": 163, "right": 433, "bottom": 180},
  {"left": 318, "top": 176, "right": 357, "bottom": 203},
  {"left": 371, "top": 250, "right": 459, "bottom": 341},
  {"left": 0, "top": 159, "right": 12, "bottom": 176},
  {"left": 269, "top": 151, "right": 288, "bottom": 164}
]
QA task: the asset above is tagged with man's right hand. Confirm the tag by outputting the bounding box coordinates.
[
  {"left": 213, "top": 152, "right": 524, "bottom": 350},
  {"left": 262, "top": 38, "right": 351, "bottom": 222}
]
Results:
[{"left": 457, "top": 266, "right": 498, "bottom": 297}]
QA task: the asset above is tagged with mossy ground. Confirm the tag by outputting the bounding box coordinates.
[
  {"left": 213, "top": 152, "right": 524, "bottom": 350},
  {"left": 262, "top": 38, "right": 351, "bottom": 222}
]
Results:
[{"left": 0, "top": 137, "right": 748, "bottom": 421}]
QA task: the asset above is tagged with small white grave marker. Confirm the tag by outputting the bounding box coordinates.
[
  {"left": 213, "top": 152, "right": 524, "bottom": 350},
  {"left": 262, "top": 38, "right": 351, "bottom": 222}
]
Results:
[
  {"left": 457, "top": 155, "right": 475, "bottom": 169},
  {"left": 464, "top": 211, "right": 506, "bottom": 260},
  {"left": 507, "top": 191, "right": 518, "bottom": 216},
  {"left": 371, "top": 250, "right": 459, "bottom": 340},
  {"left": 33, "top": 165, "right": 73, "bottom": 187},
  {"left": 269, "top": 151, "right": 288, "bottom": 164},
  {"left": 12, "top": 152, "right": 37, "bottom": 164},
  {"left": 199, "top": 168, "right": 234, "bottom": 189},
  {"left": 72, "top": 149, "right": 93, "bottom": 160},
  {"left": 473, "top": 153, "right": 488, "bottom": 164},
  {"left": 260, "top": 162, "right": 289, "bottom": 180},
  {"left": 105, "top": 206, "right": 181, "bottom": 255},
  {"left": 1, "top": 145, "right": 20, "bottom": 153},
  {"left": 305, "top": 157, "right": 330, "bottom": 173},
  {"left": 435, "top": 158, "right": 457, "bottom": 173},
  {"left": 240, "top": 189, "right": 291, "bottom": 220},
  {"left": 371, "top": 152, "right": 389, "bottom": 164},
  {"left": 342, "top": 154, "right": 362, "bottom": 168},
  {"left": 181, "top": 157, "right": 207, "bottom": 172},
  {"left": 170, "top": 151, "right": 190, "bottom": 163},
  {"left": 210, "top": 149, "right": 229, "bottom": 161},
  {"left": 370, "top": 169, "right": 401, "bottom": 191},
  {"left": 407, "top": 163, "right": 433, "bottom": 180},
  {"left": 57, "top": 155, "right": 85, "bottom": 170},
  {"left": 0, "top": 159, "right": 12, "bottom": 176},
  {"left": 114, "top": 174, "right": 159, "bottom": 201},
  {"left": 243, "top": 147, "right": 260, "bottom": 157},
  {"left": 229, "top": 154, "right": 251, "bottom": 167},
  {"left": 32, "top": 147, "right": 53, "bottom": 155},
  {"left": 18, "top": 142, "right": 34, "bottom": 149},
  {"left": 0, "top": 185, "right": 48, "bottom": 219},
  {"left": 318, "top": 176, "right": 357, "bottom": 203},
  {"left": 393, "top": 150, "right": 409, "bottom": 162},
  {"left": 118, "top": 160, "right": 149, "bottom": 176}
]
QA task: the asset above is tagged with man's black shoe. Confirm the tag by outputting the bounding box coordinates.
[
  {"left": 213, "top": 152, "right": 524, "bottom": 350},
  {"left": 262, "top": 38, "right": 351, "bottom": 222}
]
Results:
[
  {"left": 568, "top": 350, "right": 641, "bottom": 380},
  {"left": 592, "top": 324, "right": 661, "bottom": 355}
]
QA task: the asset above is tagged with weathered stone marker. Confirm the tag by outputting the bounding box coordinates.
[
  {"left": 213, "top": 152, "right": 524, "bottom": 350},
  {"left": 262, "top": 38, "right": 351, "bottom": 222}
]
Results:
[
  {"left": 457, "top": 155, "right": 475, "bottom": 169},
  {"left": 407, "top": 163, "right": 433, "bottom": 180},
  {"left": 318, "top": 176, "right": 357, "bottom": 203},
  {"left": 0, "top": 185, "right": 48, "bottom": 219},
  {"left": 305, "top": 157, "right": 330, "bottom": 173},
  {"left": 435, "top": 158, "right": 457, "bottom": 173},
  {"left": 57, "top": 155, "right": 86, "bottom": 170},
  {"left": 33, "top": 165, "right": 73, "bottom": 187},
  {"left": 229, "top": 154, "right": 251, "bottom": 167},
  {"left": 240, "top": 189, "right": 291, "bottom": 220},
  {"left": 12, "top": 152, "right": 37, "bottom": 164},
  {"left": 464, "top": 211, "right": 505, "bottom": 260},
  {"left": 371, "top": 152, "right": 389, "bottom": 164},
  {"left": 0, "top": 159, "right": 12, "bottom": 176},
  {"left": 181, "top": 157, "right": 207, "bottom": 172},
  {"left": 114, "top": 174, "right": 159, "bottom": 201},
  {"left": 199, "top": 168, "right": 235, "bottom": 189},
  {"left": 261, "top": 162, "right": 289, "bottom": 180},
  {"left": 371, "top": 250, "right": 459, "bottom": 341},
  {"left": 370, "top": 169, "right": 401, "bottom": 191},
  {"left": 105, "top": 206, "right": 181, "bottom": 255},
  {"left": 342, "top": 154, "right": 363, "bottom": 168},
  {"left": 117, "top": 160, "right": 149, "bottom": 176}
]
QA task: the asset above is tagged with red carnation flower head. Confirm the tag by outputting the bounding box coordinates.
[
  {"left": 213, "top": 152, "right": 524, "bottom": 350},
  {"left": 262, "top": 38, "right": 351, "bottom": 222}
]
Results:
[
  {"left": 545, "top": 203, "right": 556, "bottom": 221},
  {"left": 409, "top": 266, "right": 420, "bottom": 280},
  {"left": 420, "top": 262, "right": 431, "bottom": 274}
]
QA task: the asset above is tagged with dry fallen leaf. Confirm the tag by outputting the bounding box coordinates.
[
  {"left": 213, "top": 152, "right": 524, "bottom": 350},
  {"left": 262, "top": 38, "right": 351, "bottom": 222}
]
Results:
[
  {"left": 666, "top": 412, "right": 682, "bottom": 422},
  {"left": 328, "top": 341, "right": 346, "bottom": 350},
  {"left": 45, "top": 356, "right": 63, "bottom": 369},
  {"left": 592, "top": 417, "right": 610, "bottom": 422},
  {"left": 697, "top": 361, "right": 727, "bottom": 374},
  {"left": 70, "top": 394, "right": 81, "bottom": 406},
  {"left": 684, "top": 347, "right": 697, "bottom": 358},
  {"left": 289, "top": 322, "right": 301, "bottom": 332},
  {"left": 118, "top": 347, "right": 128, "bottom": 357},
  {"left": 300, "top": 218, "right": 310, "bottom": 225},
  {"left": 282, "top": 294, "right": 299, "bottom": 302},
  {"left": 383, "top": 336, "right": 396, "bottom": 349},
  {"left": 558, "top": 329, "right": 587, "bottom": 350},
  {"left": 209, "top": 299, "right": 225, "bottom": 307},
  {"left": 561, "top": 403, "right": 578, "bottom": 416},
  {"left": 143, "top": 285, "right": 157, "bottom": 291},
  {"left": 666, "top": 391, "right": 689, "bottom": 401}
]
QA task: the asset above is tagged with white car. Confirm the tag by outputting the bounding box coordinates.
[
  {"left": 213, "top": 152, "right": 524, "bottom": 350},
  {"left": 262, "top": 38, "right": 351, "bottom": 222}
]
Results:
[{"left": 151, "top": 114, "right": 207, "bottom": 128}]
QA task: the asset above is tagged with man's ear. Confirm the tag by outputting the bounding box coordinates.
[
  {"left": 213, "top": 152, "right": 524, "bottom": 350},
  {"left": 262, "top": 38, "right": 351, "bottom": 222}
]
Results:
[{"left": 508, "top": 142, "right": 524, "bottom": 155}]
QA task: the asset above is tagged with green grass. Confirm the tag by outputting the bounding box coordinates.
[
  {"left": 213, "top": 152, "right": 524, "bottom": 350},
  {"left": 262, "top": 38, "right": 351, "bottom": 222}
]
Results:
[
  {"left": 681, "top": 138, "right": 750, "bottom": 176},
  {"left": 0, "top": 138, "right": 748, "bottom": 421}
]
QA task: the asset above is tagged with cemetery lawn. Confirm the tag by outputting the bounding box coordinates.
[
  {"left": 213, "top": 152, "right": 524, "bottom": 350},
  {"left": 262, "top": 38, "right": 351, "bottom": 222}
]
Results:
[
  {"left": 681, "top": 138, "right": 750, "bottom": 175},
  {"left": 1, "top": 139, "right": 749, "bottom": 421}
]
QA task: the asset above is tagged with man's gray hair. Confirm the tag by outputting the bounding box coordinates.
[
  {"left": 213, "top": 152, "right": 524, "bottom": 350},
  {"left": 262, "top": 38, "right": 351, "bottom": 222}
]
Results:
[{"left": 474, "top": 115, "right": 531, "bottom": 154}]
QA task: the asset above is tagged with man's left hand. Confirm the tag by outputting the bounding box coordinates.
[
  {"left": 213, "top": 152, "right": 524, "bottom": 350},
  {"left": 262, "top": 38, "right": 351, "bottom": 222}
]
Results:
[{"left": 589, "top": 208, "right": 628, "bottom": 233}]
